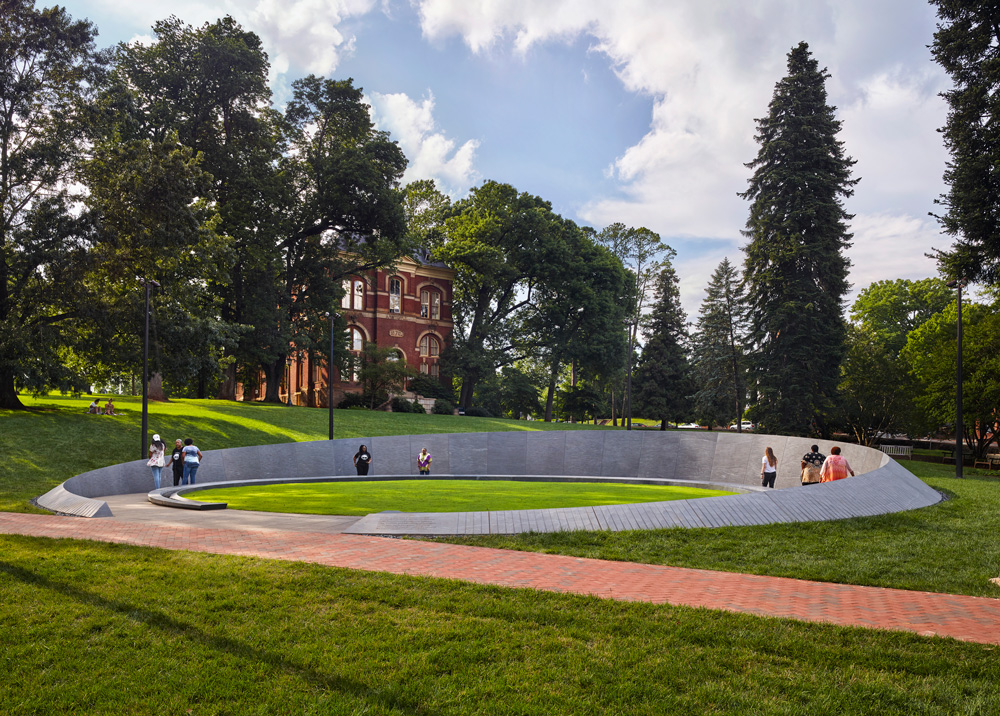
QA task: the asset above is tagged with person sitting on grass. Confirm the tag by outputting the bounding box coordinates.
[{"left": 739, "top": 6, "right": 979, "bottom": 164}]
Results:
[
  {"left": 87, "top": 399, "right": 101, "bottom": 414},
  {"left": 103, "top": 398, "right": 117, "bottom": 416}
]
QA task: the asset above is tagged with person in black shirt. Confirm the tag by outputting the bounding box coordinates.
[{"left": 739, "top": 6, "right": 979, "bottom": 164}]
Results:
[
  {"left": 801, "top": 444, "right": 825, "bottom": 485},
  {"left": 166, "top": 438, "right": 185, "bottom": 486},
  {"left": 354, "top": 445, "right": 372, "bottom": 476}
]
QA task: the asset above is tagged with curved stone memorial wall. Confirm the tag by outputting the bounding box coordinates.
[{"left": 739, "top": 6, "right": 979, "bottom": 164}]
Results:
[{"left": 36, "top": 430, "right": 942, "bottom": 533}]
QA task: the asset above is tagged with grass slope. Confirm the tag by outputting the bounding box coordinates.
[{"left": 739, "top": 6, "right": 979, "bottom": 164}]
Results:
[{"left": 188, "top": 480, "right": 736, "bottom": 515}]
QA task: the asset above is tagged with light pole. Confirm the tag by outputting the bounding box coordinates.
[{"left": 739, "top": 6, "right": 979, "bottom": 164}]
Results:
[
  {"left": 623, "top": 318, "right": 634, "bottom": 431},
  {"left": 946, "top": 278, "right": 967, "bottom": 478},
  {"left": 325, "top": 312, "right": 338, "bottom": 440},
  {"left": 138, "top": 277, "right": 160, "bottom": 459},
  {"left": 286, "top": 356, "right": 293, "bottom": 407}
]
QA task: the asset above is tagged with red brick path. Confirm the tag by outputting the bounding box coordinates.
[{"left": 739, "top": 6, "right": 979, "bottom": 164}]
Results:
[{"left": 3, "top": 511, "right": 999, "bottom": 645}]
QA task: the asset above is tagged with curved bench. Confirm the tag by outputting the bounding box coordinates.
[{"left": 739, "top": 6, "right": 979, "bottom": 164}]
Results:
[{"left": 36, "top": 430, "right": 942, "bottom": 534}]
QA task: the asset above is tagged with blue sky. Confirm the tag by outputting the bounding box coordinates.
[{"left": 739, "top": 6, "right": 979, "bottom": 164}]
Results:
[{"left": 63, "top": 0, "right": 952, "bottom": 318}]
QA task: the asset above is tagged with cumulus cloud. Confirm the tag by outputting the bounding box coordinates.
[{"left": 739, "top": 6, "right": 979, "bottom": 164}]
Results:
[
  {"left": 366, "top": 90, "right": 480, "bottom": 195},
  {"left": 414, "top": 0, "right": 952, "bottom": 308},
  {"left": 85, "top": 0, "right": 376, "bottom": 78}
]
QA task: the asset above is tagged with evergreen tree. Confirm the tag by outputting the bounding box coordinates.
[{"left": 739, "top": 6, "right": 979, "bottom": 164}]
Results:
[
  {"left": 691, "top": 258, "right": 747, "bottom": 429},
  {"left": 740, "top": 42, "right": 858, "bottom": 436},
  {"left": 930, "top": 1, "right": 1000, "bottom": 284},
  {"left": 633, "top": 258, "right": 693, "bottom": 429}
]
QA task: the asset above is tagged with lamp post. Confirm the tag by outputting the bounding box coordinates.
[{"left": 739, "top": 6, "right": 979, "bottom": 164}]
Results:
[
  {"left": 325, "top": 312, "right": 338, "bottom": 440},
  {"left": 286, "top": 356, "right": 293, "bottom": 407},
  {"left": 946, "top": 278, "right": 967, "bottom": 478},
  {"left": 138, "top": 277, "right": 160, "bottom": 459},
  {"left": 623, "top": 318, "right": 634, "bottom": 431}
]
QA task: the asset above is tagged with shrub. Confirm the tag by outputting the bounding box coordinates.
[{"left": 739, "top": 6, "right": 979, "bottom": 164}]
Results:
[
  {"left": 390, "top": 396, "right": 426, "bottom": 413},
  {"left": 433, "top": 399, "right": 455, "bottom": 415},
  {"left": 464, "top": 406, "right": 492, "bottom": 418},
  {"left": 408, "top": 375, "right": 455, "bottom": 401},
  {"left": 337, "top": 393, "right": 368, "bottom": 409}
]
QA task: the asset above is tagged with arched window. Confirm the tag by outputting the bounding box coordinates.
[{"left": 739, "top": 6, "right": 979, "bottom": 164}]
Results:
[
  {"left": 419, "top": 334, "right": 440, "bottom": 357},
  {"left": 347, "top": 326, "right": 365, "bottom": 382},
  {"left": 389, "top": 277, "right": 402, "bottom": 313},
  {"left": 420, "top": 289, "right": 441, "bottom": 319},
  {"left": 349, "top": 327, "right": 364, "bottom": 352}
]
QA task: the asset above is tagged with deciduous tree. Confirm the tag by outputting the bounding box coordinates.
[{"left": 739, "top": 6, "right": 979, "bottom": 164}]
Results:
[{"left": 0, "top": 0, "right": 103, "bottom": 408}]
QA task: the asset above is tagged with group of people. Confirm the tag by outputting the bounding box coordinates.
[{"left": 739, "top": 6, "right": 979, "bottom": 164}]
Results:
[
  {"left": 87, "top": 398, "right": 118, "bottom": 416},
  {"left": 351, "top": 445, "right": 433, "bottom": 476},
  {"left": 147, "top": 435, "right": 203, "bottom": 490},
  {"left": 760, "top": 444, "right": 855, "bottom": 488}
]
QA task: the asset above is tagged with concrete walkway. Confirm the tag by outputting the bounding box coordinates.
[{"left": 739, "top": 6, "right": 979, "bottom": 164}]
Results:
[{"left": 3, "top": 498, "right": 999, "bottom": 646}]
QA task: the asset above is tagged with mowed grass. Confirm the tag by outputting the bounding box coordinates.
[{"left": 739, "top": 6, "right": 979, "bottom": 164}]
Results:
[
  {"left": 0, "top": 393, "right": 606, "bottom": 513},
  {"left": 442, "top": 460, "right": 1000, "bottom": 598},
  {"left": 2, "top": 534, "right": 998, "bottom": 716},
  {"left": 188, "top": 479, "right": 736, "bottom": 515}
]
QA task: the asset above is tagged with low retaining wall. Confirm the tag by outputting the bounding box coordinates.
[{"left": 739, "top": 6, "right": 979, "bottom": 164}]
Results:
[{"left": 36, "top": 431, "right": 942, "bottom": 531}]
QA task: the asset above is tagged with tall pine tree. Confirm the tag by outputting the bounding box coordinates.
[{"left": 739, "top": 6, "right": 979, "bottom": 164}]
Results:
[
  {"left": 691, "top": 258, "right": 747, "bottom": 429},
  {"left": 740, "top": 42, "right": 858, "bottom": 436},
  {"left": 633, "top": 257, "right": 693, "bottom": 430},
  {"left": 930, "top": 1, "right": 1000, "bottom": 285}
]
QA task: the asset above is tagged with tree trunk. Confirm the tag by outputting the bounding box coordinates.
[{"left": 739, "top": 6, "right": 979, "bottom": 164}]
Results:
[
  {"left": 263, "top": 357, "right": 284, "bottom": 403},
  {"left": 660, "top": 419, "right": 667, "bottom": 430},
  {"left": 459, "top": 378, "right": 476, "bottom": 411},
  {"left": 0, "top": 370, "right": 24, "bottom": 409},
  {"left": 148, "top": 372, "right": 167, "bottom": 401},
  {"left": 544, "top": 365, "right": 558, "bottom": 422},
  {"left": 611, "top": 389, "right": 617, "bottom": 427},
  {"left": 306, "top": 351, "right": 316, "bottom": 407},
  {"left": 217, "top": 363, "right": 236, "bottom": 400}
]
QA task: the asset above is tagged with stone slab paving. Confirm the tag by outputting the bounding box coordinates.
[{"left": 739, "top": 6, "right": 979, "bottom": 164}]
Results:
[{"left": 3, "top": 510, "right": 999, "bottom": 646}]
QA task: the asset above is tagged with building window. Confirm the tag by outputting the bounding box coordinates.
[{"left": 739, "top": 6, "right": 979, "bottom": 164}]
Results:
[
  {"left": 349, "top": 326, "right": 364, "bottom": 352},
  {"left": 353, "top": 280, "right": 364, "bottom": 310},
  {"left": 419, "top": 334, "right": 440, "bottom": 357},
  {"left": 430, "top": 363, "right": 439, "bottom": 378},
  {"left": 419, "top": 363, "right": 428, "bottom": 374},
  {"left": 389, "top": 278, "right": 401, "bottom": 313},
  {"left": 420, "top": 289, "right": 440, "bottom": 319},
  {"left": 341, "top": 279, "right": 364, "bottom": 310}
]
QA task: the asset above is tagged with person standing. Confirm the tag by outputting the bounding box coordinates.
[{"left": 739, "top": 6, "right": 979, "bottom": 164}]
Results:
[
  {"left": 761, "top": 446, "right": 778, "bottom": 488},
  {"left": 800, "top": 444, "right": 825, "bottom": 486},
  {"left": 147, "top": 434, "right": 166, "bottom": 489},
  {"left": 165, "top": 438, "right": 185, "bottom": 487},
  {"left": 417, "top": 447, "right": 432, "bottom": 475},
  {"left": 181, "top": 438, "right": 203, "bottom": 485},
  {"left": 820, "top": 446, "right": 855, "bottom": 482},
  {"left": 354, "top": 445, "right": 372, "bottom": 476}
]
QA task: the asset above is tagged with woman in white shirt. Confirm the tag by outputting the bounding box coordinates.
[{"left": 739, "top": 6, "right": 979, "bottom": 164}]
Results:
[{"left": 761, "top": 446, "right": 777, "bottom": 488}]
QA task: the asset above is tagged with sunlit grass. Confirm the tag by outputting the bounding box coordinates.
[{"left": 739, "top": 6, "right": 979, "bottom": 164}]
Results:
[
  {"left": 1, "top": 535, "right": 997, "bottom": 715},
  {"left": 188, "top": 480, "right": 737, "bottom": 515}
]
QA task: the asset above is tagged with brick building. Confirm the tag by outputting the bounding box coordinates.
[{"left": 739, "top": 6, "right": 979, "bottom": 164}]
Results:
[{"left": 281, "top": 249, "right": 454, "bottom": 407}]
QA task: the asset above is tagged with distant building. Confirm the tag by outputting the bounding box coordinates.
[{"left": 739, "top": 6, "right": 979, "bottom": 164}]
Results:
[{"left": 279, "top": 249, "right": 454, "bottom": 408}]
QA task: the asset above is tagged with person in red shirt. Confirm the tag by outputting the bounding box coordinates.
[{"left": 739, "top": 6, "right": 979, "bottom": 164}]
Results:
[{"left": 820, "top": 446, "right": 855, "bottom": 482}]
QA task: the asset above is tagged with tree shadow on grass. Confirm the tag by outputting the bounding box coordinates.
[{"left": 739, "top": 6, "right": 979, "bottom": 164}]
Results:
[{"left": 0, "top": 560, "right": 438, "bottom": 716}]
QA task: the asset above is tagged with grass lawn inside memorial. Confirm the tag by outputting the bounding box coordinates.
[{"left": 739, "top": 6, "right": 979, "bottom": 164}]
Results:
[{"left": 187, "top": 480, "right": 737, "bottom": 515}]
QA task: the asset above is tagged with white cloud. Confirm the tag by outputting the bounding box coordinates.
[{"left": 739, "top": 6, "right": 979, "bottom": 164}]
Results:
[
  {"left": 366, "top": 91, "right": 480, "bottom": 195},
  {"left": 414, "top": 0, "right": 951, "bottom": 311}
]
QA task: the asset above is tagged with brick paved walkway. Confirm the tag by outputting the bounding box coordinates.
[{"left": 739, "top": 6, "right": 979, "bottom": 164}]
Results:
[{"left": 3, "top": 511, "right": 999, "bottom": 645}]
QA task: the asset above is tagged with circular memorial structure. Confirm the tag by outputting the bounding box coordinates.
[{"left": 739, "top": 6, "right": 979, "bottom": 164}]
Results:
[{"left": 36, "top": 430, "right": 942, "bottom": 535}]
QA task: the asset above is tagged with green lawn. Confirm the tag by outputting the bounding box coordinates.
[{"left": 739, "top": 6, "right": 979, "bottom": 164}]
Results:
[
  {"left": 2, "top": 534, "right": 997, "bottom": 716},
  {"left": 3, "top": 395, "right": 1000, "bottom": 713},
  {"left": 188, "top": 479, "right": 736, "bottom": 515}
]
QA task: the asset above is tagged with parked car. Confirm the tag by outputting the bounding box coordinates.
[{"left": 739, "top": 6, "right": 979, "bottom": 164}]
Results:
[
  {"left": 677, "top": 422, "right": 701, "bottom": 429},
  {"left": 729, "top": 421, "right": 755, "bottom": 432}
]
